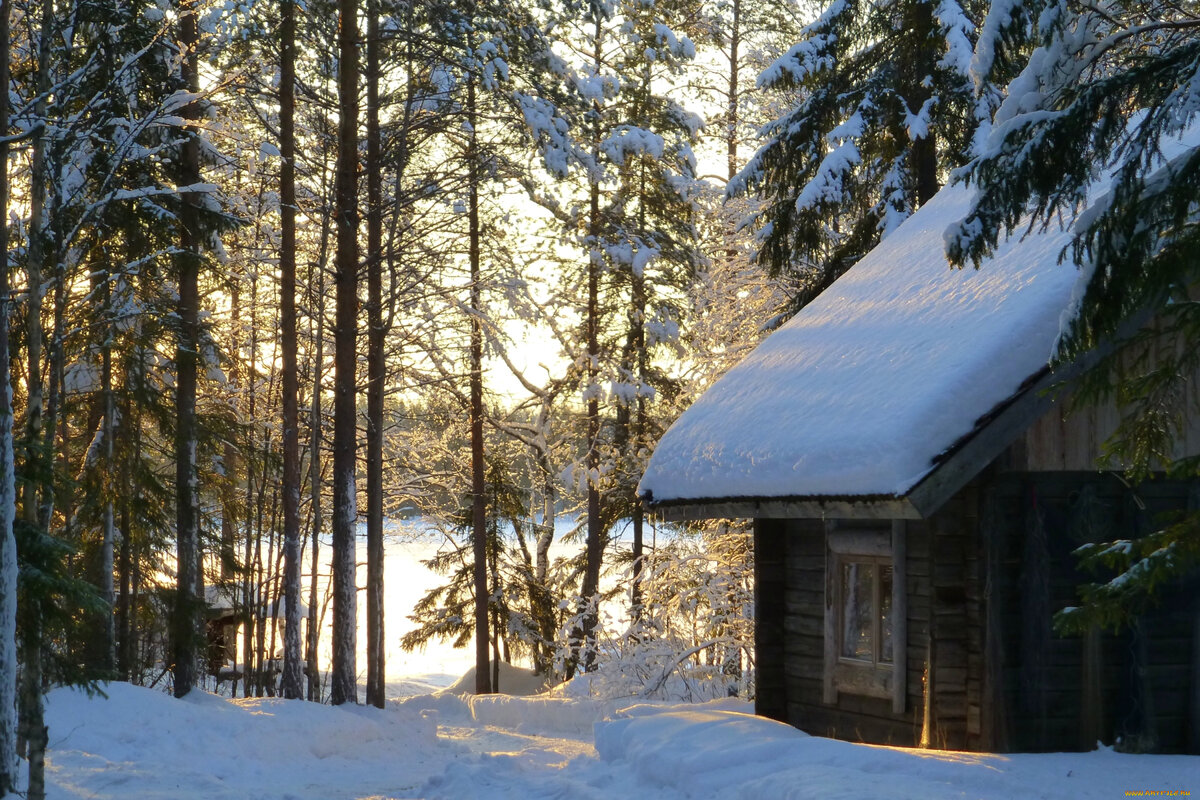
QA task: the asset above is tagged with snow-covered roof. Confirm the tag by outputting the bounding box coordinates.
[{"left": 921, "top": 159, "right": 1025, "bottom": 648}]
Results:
[{"left": 639, "top": 182, "right": 1083, "bottom": 516}]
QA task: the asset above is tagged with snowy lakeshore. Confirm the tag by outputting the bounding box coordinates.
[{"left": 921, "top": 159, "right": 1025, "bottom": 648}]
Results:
[{"left": 41, "top": 681, "right": 1198, "bottom": 800}]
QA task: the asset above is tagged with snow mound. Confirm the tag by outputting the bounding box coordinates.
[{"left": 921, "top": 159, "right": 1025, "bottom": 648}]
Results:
[
  {"left": 46, "top": 682, "right": 439, "bottom": 799},
  {"left": 467, "top": 694, "right": 608, "bottom": 737},
  {"left": 593, "top": 705, "right": 1198, "bottom": 799},
  {"left": 39, "top": 682, "right": 1200, "bottom": 800},
  {"left": 441, "top": 661, "right": 551, "bottom": 696}
]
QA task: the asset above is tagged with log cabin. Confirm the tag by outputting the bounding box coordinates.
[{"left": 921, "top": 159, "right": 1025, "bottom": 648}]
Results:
[{"left": 639, "top": 183, "right": 1200, "bottom": 753}]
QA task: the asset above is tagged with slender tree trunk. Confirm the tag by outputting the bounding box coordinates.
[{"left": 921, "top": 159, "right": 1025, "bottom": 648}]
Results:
[
  {"left": 726, "top": 0, "right": 740, "bottom": 186},
  {"left": 330, "top": 0, "right": 360, "bottom": 706},
  {"left": 579, "top": 12, "right": 604, "bottom": 674},
  {"left": 100, "top": 267, "right": 117, "bottom": 675},
  {"left": 364, "top": 0, "right": 386, "bottom": 709},
  {"left": 278, "top": 0, "right": 304, "bottom": 701},
  {"left": 23, "top": 0, "right": 47, "bottom": 545},
  {"left": 19, "top": 5, "right": 52, "bottom": 794},
  {"left": 121, "top": 380, "right": 146, "bottom": 681},
  {"left": 630, "top": 229, "right": 646, "bottom": 618},
  {"left": 306, "top": 262, "right": 325, "bottom": 702},
  {"left": 45, "top": 243, "right": 64, "bottom": 534},
  {"left": 906, "top": 0, "right": 938, "bottom": 206},
  {"left": 241, "top": 325, "right": 255, "bottom": 697},
  {"left": 17, "top": 618, "right": 44, "bottom": 800},
  {"left": 172, "top": 0, "right": 203, "bottom": 698},
  {"left": 0, "top": 0, "right": 20, "bottom": 789},
  {"left": 305, "top": 186, "right": 331, "bottom": 701},
  {"left": 536, "top": 456, "right": 556, "bottom": 671},
  {"left": 117, "top": 496, "right": 133, "bottom": 678},
  {"left": 466, "top": 73, "right": 492, "bottom": 695}
]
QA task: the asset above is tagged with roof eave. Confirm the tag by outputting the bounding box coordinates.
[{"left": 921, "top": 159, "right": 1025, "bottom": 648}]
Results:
[{"left": 646, "top": 494, "right": 922, "bottom": 522}]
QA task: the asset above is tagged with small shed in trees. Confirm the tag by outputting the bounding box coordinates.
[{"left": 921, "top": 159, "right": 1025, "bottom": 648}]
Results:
[{"left": 639, "top": 183, "right": 1200, "bottom": 753}]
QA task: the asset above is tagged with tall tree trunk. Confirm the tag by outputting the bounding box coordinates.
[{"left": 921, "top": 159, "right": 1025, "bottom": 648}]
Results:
[
  {"left": 364, "top": 0, "right": 386, "bottom": 709},
  {"left": 306, "top": 261, "right": 325, "bottom": 702},
  {"left": 241, "top": 369, "right": 255, "bottom": 698},
  {"left": 467, "top": 73, "right": 491, "bottom": 695},
  {"left": 278, "top": 0, "right": 304, "bottom": 701},
  {"left": 629, "top": 221, "right": 646, "bottom": 618},
  {"left": 0, "top": 0, "right": 20, "bottom": 790},
  {"left": 99, "top": 265, "right": 117, "bottom": 675},
  {"left": 726, "top": 0, "right": 740, "bottom": 186},
  {"left": 579, "top": 12, "right": 604, "bottom": 674},
  {"left": 117, "top": 495, "right": 133, "bottom": 678},
  {"left": 19, "top": 4, "right": 52, "bottom": 794},
  {"left": 905, "top": 0, "right": 938, "bottom": 206},
  {"left": 172, "top": 0, "right": 203, "bottom": 699},
  {"left": 330, "top": 0, "right": 360, "bottom": 707}
]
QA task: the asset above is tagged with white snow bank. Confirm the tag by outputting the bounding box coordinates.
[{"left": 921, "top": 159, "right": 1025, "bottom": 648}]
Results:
[
  {"left": 46, "top": 682, "right": 440, "bottom": 800},
  {"left": 440, "top": 661, "right": 550, "bottom": 696},
  {"left": 467, "top": 694, "right": 606, "bottom": 737},
  {"left": 39, "top": 682, "right": 1200, "bottom": 800},
  {"left": 396, "top": 688, "right": 606, "bottom": 737},
  {"left": 593, "top": 706, "right": 1198, "bottom": 800},
  {"left": 640, "top": 182, "right": 1080, "bottom": 503}
]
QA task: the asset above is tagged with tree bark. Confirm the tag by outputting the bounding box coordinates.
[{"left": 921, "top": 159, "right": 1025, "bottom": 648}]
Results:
[
  {"left": 467, "top": 73, "right": 492, "bottom": 695},
  {"left": 726, "top": 0, "right": 740, "bottom": 185},
  {"left": 578, "top": 12, "right": 604, "bottom": 674},
  {"left": 330, "top": 0, "right": 360, "bottom": 707},
  {"left": 0, "top": 0, "right": 21, "bottom": 790},
  {"left": 306, "top": 262, "right": 325, "bottom": 702},
  {"left": 172, "top": 0, "right": 203, "bottom": 699},
  {"left": 19, "top": 11, "right": 53, "bottom": 795},
  {"left": 278, "top": 0, "right": 304, "bottom": 702},
  {"left": 99, "top": 256, "right": 117, "bottom": 675},
  {"left": 364, "top": 0, "right": 386, "bottom": 709},
  {"left": 905, "top": 0, "right": 938, "bottom": 206}
]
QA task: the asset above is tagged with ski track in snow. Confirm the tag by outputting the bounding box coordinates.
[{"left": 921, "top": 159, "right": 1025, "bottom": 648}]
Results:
[{"left": 39, "top": 681, "right": 1199, "bottom": 800}]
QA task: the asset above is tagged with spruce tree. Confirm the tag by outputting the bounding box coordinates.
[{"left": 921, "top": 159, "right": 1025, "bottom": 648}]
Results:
[
  {"left": 603, "top": 0, "right": 702, "bottom": 616},
  {"left": 944, "top": 1, "right": 1200, "bottom": 630},
  {"left": 733, "top": 0, "right": 983, "bottom": 304}
]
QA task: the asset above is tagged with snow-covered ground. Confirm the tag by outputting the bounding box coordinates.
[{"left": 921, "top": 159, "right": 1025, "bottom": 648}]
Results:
[{"left": 41, "top": 679, "right": 1198, "bottom": 800}]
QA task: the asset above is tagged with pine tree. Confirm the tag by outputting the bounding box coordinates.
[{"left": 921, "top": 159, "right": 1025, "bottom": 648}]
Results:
[
  {"left": 732, "top": 0, "right": 983, "bottom": 304},
  {"left": 330, "top": 0, "right": 360, "bottom": 707},
  {"left": 362, "top": 0, "right": 387, "bottom": 710},
  {"left": 172, "top": 0, "right": 206, "bottom": 699},
  {"left": 278, "top": 0, "right": 304, "bottom": 702},
  {"left": 944, "top": 0, "right": 1200, "bottom": 631}
]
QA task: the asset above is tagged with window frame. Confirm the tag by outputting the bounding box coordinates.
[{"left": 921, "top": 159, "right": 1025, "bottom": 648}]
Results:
[{"left": 823, "top": 520, "right": 907, "bottom": 713}]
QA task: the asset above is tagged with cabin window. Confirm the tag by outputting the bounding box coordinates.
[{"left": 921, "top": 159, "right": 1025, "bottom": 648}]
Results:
[
  {"left": 824, "top": 522, "right": 906, "bottom": 712},
  {"left": 839, "top": 559, "right": 893, "bottom": 664}
]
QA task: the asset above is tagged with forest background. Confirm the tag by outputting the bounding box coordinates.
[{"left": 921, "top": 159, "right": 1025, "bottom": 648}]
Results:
[{"left": 0, "top": 0, "right": 805, "bottom": 769}]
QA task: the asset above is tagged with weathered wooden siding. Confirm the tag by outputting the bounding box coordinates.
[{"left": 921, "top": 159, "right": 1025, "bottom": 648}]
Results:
[
  {"left": 752, "top": 517, "right": 930, "bottom": 746},
  {"left": 982, "top": 472, "right": 1199, "bottom": 753},
  {"left": 754, "top": 518, "right": 790, "bottom": 723},
  {"left": 1013, "top": 341, "right": 1200, "bottom": 472},
  {"left": 925, "top": 485, "right": 988, "bottom": 751},
  {"left": 754, "top": 471, "right": 1199, "bottom": 754}
]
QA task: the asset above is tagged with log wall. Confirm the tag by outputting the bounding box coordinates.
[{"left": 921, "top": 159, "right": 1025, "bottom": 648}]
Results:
[
  {"left": 754, "top": 517, "right": 930, "bottom": 746},
  {"left": 754, "top": 472, "right": 1200, "bottom": 753},
  {"left": 976, "top": 472, "right": 1198, "bottom": 753}
]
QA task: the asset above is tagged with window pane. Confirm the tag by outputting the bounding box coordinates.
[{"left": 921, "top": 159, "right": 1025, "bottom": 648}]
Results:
[
  {"left": 841, "top": 562, "right": 874, "bottom": 660},
  {"left": 880, "top": 565, "right": 894, "bottom": 664}
]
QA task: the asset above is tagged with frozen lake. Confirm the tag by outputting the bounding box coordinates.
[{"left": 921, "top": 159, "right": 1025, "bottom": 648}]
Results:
[{"left": 281, "top": 514, "right": 643, "bottom": 699}]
